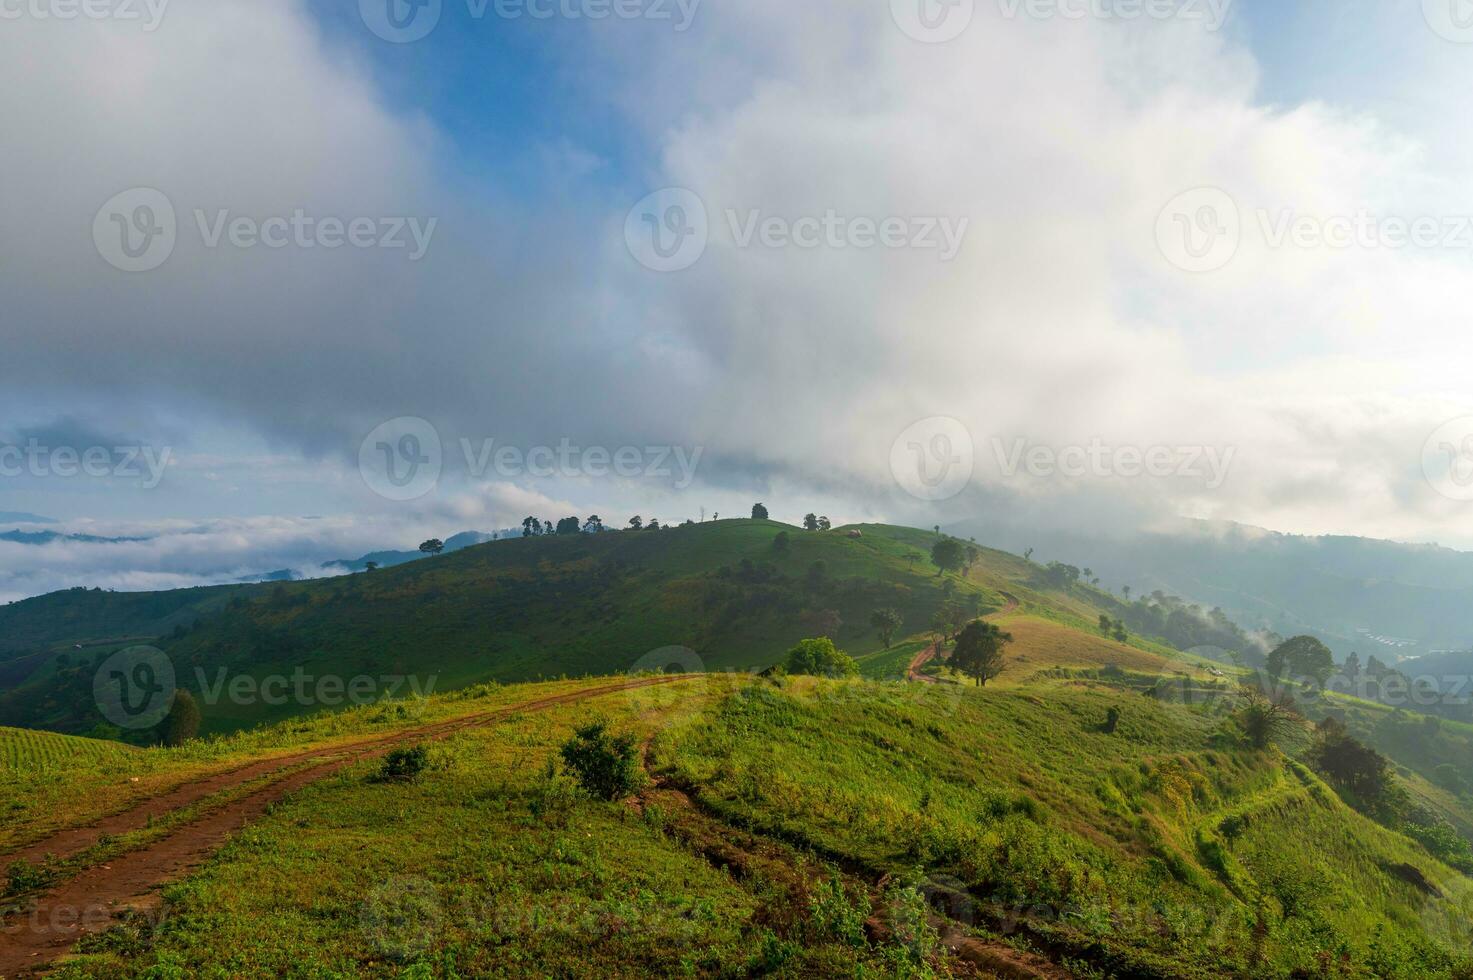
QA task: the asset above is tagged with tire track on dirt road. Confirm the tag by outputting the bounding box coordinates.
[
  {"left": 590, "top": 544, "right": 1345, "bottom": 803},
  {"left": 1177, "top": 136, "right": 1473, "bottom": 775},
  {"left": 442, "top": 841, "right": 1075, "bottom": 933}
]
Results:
[{"left": 0, "top": 675, "right": 691, "bottom": 977}]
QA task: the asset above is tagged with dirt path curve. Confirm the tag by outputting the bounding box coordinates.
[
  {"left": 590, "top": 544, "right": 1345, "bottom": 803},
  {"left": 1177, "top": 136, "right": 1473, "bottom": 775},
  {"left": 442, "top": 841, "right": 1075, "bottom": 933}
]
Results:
[
  {"left": 906, "top": 591, "right": 1020, "bottom": 684},
  {"left": 0, "top": 676, "right": 690, "bottom": 977}
]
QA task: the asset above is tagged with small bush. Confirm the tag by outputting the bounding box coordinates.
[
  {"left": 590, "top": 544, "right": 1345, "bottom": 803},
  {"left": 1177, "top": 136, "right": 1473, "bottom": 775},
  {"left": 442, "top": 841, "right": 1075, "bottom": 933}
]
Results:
[
  {"left": 377, "top": 744, "right": 429, "bottom": 782},
  {"left": 528, "top": 757, "right": 581, "bottom": 827},
  {"left": 1104, "top": 706, "right": 1122, "bottom": 734},
  {"left": 5, "top": 858, "right": 54, "bottom": 896},
  {"left": 807, "top": 873, "right": 872, "bottom": 948},
  {"left": 560, "top": 723, "right": 641, "bottom": 801}
]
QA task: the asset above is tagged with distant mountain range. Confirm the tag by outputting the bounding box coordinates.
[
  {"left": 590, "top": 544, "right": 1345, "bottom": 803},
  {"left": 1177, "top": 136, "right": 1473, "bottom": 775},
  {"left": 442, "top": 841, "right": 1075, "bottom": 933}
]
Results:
[
  {"left": 1, "top": 529, "right": 150, "bottom": 545},
  {"left": 955, "top": 517, "right": 1473, "bottom": 662}
]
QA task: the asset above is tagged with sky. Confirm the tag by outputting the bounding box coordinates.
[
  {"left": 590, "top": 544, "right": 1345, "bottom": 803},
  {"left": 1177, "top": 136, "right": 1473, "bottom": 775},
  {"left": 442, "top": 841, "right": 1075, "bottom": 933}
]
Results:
[{"left": 3, "top": 0, "right": 1473, "bottom": 600}]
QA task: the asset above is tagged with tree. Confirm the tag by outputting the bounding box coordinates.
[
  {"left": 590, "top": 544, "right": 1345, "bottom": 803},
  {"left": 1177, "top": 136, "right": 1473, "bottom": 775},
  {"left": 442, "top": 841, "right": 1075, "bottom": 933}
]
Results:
[
  {"left": 1343, "top": 651, "right": 1362, "bottom": 678},
  {"left": 751, "top": 503, "right": 769, "bottom": 520},
  {"left": 158, "top": 689, "right": 201, "bottom": 746},
  {"left": 553, "top": 516, "right": 580, "bottom": 535},
  {"left": 1308, "top": 718, "right": 1394, "bottom": 810},
  {"left": 1122, "top": 585, "right": 1131, "bottom": 601},
  {"left": 963, "top": 545, "right": 980, "bottom": 574},
  {"left": 1112, "top": 622, "right": 1128, "bottom": 643},
  {"left": 1234, "top": 683, "right": 1300, "bottom": 749},
  {"left": 783, "top": 637, "right": 859, "bottom": 678},
  {"left": 931, "top": 602, "right": 970, "bottom": 649},
  {"left": 817, "top": 516, "right": 832, "bottom": 532},
  {"left": 523, "top": 517, "right": 542, "bottom": 537},
  {"left": 364, "top": 561, "right": 379, "bottom": 572},
  {"left": 773, "top": 531, "right": 790, "bottom": 554},
  {"left": 418, "top": 539, "right": 445, "bottom": 556},
  {"left": 951, "top": 620, "right": 1013, "bottom": 686},
  {"left": 628, "top": 515, "right": 643, "bottom": 530},
  {"left": 870, "top": 608, "right": 903, "bottom": 649},
  {"left": 1024, "top": 547, "right": 1034, "bottom": 562},
  {"left": 931, "top": 538, "right": 964, "bottom": 576},
  {"left": 583, "top": 515, "right": 605, "bottom": 534},
  {"left": 804, "top": 513, "right": 820, "bottom": 532},
  {"left": 648, "top": 519, "right": 662, "bottom": 530},
  {"left": 543, "top": 520, "right": 554, "bottom": 536},
  {"left": 1265, "top": 636, "right": 1334, "bottom": 685},
  {"left": 1099, "top": 614, "right": 1113, "bottom": 636}
]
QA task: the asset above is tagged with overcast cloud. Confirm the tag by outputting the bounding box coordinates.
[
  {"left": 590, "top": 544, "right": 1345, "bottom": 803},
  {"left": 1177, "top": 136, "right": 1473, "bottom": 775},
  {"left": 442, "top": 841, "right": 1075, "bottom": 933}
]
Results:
[{"left": 3, "top": 0, "right": 1473, "bottom": 597}]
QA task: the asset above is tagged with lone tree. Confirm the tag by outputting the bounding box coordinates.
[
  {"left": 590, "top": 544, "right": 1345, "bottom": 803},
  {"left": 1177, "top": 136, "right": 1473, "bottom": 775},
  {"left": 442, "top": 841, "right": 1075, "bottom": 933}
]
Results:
[
  {"left": 870, "top": 608, "right": 903, "bottom": 649},
  {"left": 158, "top": 689, "right": 201, "bottom": 746},
  {"left": 1308, "top": 717, "right": 1394, "bottom": 811},
  {"left": 628, "top": 515, "right": 643, "bottom": 530},
  {"left": 804, "top": 513, "right": 820, "bottom": 532},
  {"left": 931, "top": 537, "right": 964, "bottom": 576},
  {"left": 751, "top": 503, "right": 769, "bottom": 520},
  {"left": 1266, "top": 636, "right": 1335, "bottom": 685},
  {"left": 523, "top": 517, "right": 542, "bottom": 537},
  {"left": 951, "top": 620, "right": 1014, "bottom": 687},
  {"left": 583, "top": 515, "right": 605, "bottom": 533},
  {"left": 817, "top": 516, "right": 832, "bottom": 532},
  {"left": 364, "top": 561, "right": 379, "bottom": 572},
  {"left": 783, "top": 637, "right": 860, "bottom": 678},
  {"left": 419, "top": 539, "right": 445, "bottom": 556},
  {"left": 1234, "top": 683, "right": 1301, "bottom": 749}
]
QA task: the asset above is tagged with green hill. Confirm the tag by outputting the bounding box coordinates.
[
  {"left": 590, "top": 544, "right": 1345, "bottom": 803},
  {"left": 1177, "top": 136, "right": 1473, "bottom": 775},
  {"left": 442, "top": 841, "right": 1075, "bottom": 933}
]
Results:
[{"left": 4, "top": 520, "right": 1153, "bottom": 737}]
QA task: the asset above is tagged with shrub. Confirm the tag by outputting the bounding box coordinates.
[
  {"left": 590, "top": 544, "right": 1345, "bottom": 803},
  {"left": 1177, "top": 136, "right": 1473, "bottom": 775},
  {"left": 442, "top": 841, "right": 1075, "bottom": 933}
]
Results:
[
  {"left": 807, "top": 873, "right": 872, "bottom": 948},
  {"left": 1104, "top": 706, "right": 1122, "bottom": 734},
  {"left": 158, "top": 689, "right": 202, "bottom": 747},
  {"left": 783, "top": 637, "right": 859, "bottom": 678},
  {"left": 560, "top": 723, "right": 641, "bottom": 801},
  {"left": 377, "top": 744, "right": 429, "bottom": 782},
  {"left": 528, "top": 757, "right": 581, "bottom": 827}
]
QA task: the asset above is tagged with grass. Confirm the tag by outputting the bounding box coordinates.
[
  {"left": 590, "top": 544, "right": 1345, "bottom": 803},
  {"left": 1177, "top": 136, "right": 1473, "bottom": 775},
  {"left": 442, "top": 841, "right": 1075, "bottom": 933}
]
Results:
[{"left": 654, "top": 675, "right": 1473, "bottom": 978}]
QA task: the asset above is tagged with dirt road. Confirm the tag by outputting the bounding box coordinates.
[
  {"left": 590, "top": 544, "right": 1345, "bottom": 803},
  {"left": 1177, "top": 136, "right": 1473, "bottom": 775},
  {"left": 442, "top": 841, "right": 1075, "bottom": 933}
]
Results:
[{"left": 0, "top": 675, "right": 690, "bottom": 977}]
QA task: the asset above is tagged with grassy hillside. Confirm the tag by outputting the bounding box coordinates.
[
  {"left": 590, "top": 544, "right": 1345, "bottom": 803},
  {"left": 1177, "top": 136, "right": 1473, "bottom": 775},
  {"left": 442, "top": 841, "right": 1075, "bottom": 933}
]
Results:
[
  {"left": 5, "top": 520, "right": 1165, "bottom": 737},
  {"left": 4, "top": 671, "right": 1471, "bottom": 978}
]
